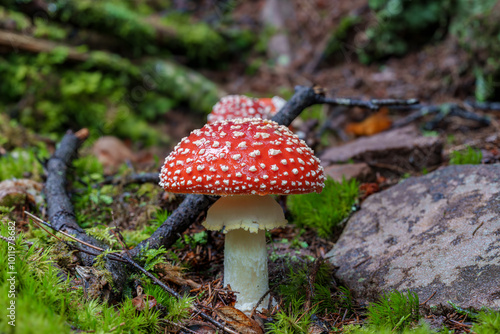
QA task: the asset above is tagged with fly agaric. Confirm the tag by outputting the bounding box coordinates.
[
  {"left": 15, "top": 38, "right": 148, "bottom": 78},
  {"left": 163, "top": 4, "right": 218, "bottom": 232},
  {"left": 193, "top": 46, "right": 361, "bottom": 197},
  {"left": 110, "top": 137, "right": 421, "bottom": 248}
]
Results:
[
  {"left": 207, "top": 95, "right": 287, "bottom": 123},
  {"left": 159, "top": 118, "right": 325, "bottom": 312}
]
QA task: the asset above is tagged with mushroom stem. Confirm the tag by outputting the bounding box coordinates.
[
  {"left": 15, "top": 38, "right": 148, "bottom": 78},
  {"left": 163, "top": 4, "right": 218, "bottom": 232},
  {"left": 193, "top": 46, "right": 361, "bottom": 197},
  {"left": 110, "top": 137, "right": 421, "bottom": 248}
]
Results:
[
  {"left": 225, "top": 228, "right": 268, "bottom": 312},
  {"left": 204, "top": 195, "right": 287, "bottom": 312}
]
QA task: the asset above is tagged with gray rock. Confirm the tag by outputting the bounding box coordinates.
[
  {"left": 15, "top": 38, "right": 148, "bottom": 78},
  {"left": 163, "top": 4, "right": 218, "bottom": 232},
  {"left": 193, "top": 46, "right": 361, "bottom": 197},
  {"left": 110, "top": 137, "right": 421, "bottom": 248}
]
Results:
[
  {"left": 328, "top": 164, "right": 500, "bottom": 310},
  {"left": 320, "top": 125, "right": 443, "bottom": 171},
  {"left": 324, "top": 163, "right": 374, "bottom": 183}
]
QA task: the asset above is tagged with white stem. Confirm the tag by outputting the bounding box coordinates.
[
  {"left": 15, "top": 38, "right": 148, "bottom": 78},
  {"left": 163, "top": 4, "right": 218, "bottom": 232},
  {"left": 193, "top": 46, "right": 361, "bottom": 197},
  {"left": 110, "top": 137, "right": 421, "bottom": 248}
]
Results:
[{"left": 224, "top": 228, "right": 269, "bottom": 312}]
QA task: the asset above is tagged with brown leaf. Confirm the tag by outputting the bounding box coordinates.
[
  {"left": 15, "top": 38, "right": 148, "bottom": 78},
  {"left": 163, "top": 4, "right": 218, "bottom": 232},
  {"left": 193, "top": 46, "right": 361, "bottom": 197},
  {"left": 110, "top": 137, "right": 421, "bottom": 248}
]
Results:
[
  {"left": 92, "top": 136, "right": 135, "bottom": 173},
  {"left": 132, "top": 294, "right": 157, "bottom": 311},
  {"left": 345, "top": 107, "right": 392, "bottom": 136},
  {"left": 215, "top": 306, "right": 264, "bottom": 334}
]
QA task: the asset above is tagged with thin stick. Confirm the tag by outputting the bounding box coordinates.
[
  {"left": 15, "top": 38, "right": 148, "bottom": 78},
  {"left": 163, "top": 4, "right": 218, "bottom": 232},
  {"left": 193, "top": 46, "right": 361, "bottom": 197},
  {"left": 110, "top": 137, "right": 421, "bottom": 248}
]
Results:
[
  {"left": 25, "top": 212, "right": 105, "bottom": 252},
  {"left": 419, "top": 291, "right": 437, "bottom": 306},
  {"left": 472, "top": 222, "right": 484, "bottom": 236}
]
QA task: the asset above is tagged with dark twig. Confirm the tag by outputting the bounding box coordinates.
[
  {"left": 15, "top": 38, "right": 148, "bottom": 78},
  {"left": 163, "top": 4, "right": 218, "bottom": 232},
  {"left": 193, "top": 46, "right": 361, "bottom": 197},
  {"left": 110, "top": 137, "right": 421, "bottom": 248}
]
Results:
[
  {"left": 319, "top": 96, "right": 418, "bottom": 110},
  {"left": 42, "top": 129, "right": 130, "bottom": 288},
  {"left": 472, "top": 222, "right": 484, "bottom": 236},
  {"left": 420, "top": 291, "right": 437, "bottom": 306},
  {"left": 392, "top": 104, "right": 490, "bottom": 129}
]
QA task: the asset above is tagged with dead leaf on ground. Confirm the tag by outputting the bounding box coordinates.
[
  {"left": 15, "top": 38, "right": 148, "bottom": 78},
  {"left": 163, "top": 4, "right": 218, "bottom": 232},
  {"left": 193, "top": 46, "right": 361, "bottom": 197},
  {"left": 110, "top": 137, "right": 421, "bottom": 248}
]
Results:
[
  {"left": 92, "top": 136, "right": 135, "bottom": 173},
  {"left": 345, "top": 107, "right": 392, "bottom": 136},
  {"left": 216, "top": 306, "right": 264, "bottom": 334},
  {"left": 156, "top": 262, "right": 201, "bottom": 289},
  {"left": 132, "top": 294, "right": 157, "bottom": 311}
]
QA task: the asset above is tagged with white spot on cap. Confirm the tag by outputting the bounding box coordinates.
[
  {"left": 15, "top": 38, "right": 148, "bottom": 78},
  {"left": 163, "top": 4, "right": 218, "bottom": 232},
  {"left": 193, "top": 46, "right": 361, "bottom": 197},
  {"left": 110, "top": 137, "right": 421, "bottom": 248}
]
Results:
[
  {"left": 187, "top": 180, "right": 192, "bottom": 185},
  {"left": 260, "top": 163, "right": 265, "bottom": 168},
  {"left": 271, "top": 165, "right": 279, "bottom": 171},
  {"left": 209, "top": 167, "right": 216, "bottom": 172},
  {"left": 282, "top": 180, "right": 287, "bottom": 185},
  {"left": 223, "top": 180, "right": 229, "bottom": 185},
  {"left": 221, "top": 165, "right": 229, "bottom": 172},
  {"left": 212, "top": 141, "right": 220, "bottom": 148},
  {"left": 262, "top": 175, "right": 269, "bottom": 179},
  {"left": 196, "top": 177, "right": 202, "bottom": 182},
  {"left": 174, "top": 170, "right": 181, "bottom": 175},
  {"left": 281, "top": 159, "right": 287, "bottom": 165},
  {"left": 215, "top": 181, "right": 220, "bottom": 185},
  {"left": 232, "top": 154, "right": 241, "bottom": 160},
  {"left": 254, "top": 178, "right": 259, "bottom": 182},
  {"left": 269, "top": 149, "right": 281, "bottom": 156},
  {"left": 233, "top": 131, "right": 245, "bottom": 137},
  {"left": 176, "top": 160, "right": 184, "bottom": 165},
  {"left": 238, "top": 141, "right": 247, "bottom": 148},
  {"left": 236, "top": 172, "right": 242, "bottom": 177},
  {"left": 197, "top": 165, "right": 205, "bottom": 171},
  {"left": 199, "top": 149, "right": 206, "bottom": 154},
  {"left": 292, "top": 168, "right": 299, "bottom": 174},
  {"left": 260, "top": 184, "right": 266, "bottom": 189},
  {"left": 249, "top": 166, "right": 257, "bottom": 172},
  {"left": 249, "top": 150, "right": 261, "bottom": 157},
  {"left": 271, "top": 180, "right": 277, "bottom": 185},
  {"left": 298, "top": 158, "right": 305, "bottom": 165},
  {"left": 186, "top": 167, "right": 192, "bottom": 174},
  {"left": 254, "top": 132, "right": 270, "bottom": 139}
]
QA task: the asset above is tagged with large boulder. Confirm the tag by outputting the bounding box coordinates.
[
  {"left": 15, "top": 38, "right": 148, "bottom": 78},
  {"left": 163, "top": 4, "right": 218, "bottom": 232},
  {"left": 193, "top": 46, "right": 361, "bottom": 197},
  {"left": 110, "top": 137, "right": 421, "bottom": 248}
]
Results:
[{"left": 328, "top": 164, "right": 500, "bottom": 309}]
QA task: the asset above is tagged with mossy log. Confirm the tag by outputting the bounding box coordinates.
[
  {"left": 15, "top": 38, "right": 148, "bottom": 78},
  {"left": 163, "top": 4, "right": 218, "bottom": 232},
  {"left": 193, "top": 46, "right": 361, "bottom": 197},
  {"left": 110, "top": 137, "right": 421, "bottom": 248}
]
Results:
[
  {"left": 0, "top": 0, "right": 245, "bottom": 63},
  {"left": 0, "top": 29, "right": 225, "bottom": 113}
]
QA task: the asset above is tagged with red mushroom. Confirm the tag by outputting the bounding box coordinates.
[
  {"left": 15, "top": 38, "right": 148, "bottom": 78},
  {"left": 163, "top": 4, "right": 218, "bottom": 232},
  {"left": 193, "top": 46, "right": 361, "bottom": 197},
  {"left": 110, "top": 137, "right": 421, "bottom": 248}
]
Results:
[
  {"left": 207, "top": 95, "right": 287, "bottom": 123},
  {"left": 159, "top": 118, "right": 325, "bottom": 312}
]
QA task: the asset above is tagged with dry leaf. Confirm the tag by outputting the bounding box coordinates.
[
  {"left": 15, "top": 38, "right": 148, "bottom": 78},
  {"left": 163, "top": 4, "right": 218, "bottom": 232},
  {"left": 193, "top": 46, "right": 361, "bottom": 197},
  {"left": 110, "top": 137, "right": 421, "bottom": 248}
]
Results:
[
  {"left": 216, "top": 306, "right": 264, "bottom": 334},
  {"left": 345, "top": 107, "right": 392, "bottom": 136},
  {"left": 92, "top": 136, "right": 135, "bottom": 173},
  {"left": 132, "top": 294, "right": 157, "bottom": 311}
]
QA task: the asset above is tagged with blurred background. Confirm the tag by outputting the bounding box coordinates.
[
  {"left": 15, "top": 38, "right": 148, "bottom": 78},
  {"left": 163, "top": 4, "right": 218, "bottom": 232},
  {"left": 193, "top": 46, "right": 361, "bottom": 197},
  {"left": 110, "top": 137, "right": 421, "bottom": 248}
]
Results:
[{"left": 1, "top": 0, "right": 498, "bottom": 155}]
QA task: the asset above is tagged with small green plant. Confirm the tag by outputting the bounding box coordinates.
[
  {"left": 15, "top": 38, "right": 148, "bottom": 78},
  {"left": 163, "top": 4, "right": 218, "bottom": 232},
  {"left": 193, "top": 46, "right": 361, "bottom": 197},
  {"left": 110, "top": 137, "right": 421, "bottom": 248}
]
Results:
[
  {"left": 143, "top": 283, "right": 193, "bottom": 324},
  {"left": 275, "top": 260, "right": 351, "bottom": 315},
  {"left": 288, "top": 177, "right": 359, "bottom": 238},
  {"left": 267, "top": 301, "right": 315, "bottom": 334},
  {"left": 139, "top": 246, "right": 169, "bottom": 271},
  {"left": 449, "top": 146, "right": 482, "bottom": 165},
  {"left": 472, "top": 309, "right": 500, "bottom": 334},
  {"left": 184, "top": 231, "right": 208, "bottom": 249},
  {"left": 367, "top": 290, "right": 420, "bottom": 331},
  {"left": 0, "top": 147, "right": 48, "bottom": 181}
]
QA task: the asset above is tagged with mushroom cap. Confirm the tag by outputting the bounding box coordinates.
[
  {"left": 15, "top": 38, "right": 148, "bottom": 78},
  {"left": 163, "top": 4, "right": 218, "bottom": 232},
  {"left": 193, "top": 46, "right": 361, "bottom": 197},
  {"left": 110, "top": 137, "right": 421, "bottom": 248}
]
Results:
[
  {"left": 207, "top": 95, "right": 285, "bottom": 123},
  {"left": 159, "top": 118, "right": 326, "bottom": 195}
]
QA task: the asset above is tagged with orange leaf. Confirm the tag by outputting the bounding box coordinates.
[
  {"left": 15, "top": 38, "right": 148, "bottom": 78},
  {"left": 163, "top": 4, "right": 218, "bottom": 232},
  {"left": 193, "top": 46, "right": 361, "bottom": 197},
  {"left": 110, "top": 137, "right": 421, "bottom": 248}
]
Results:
[{"left": 345, "top": 107, "right": 392, "bottom": 136}]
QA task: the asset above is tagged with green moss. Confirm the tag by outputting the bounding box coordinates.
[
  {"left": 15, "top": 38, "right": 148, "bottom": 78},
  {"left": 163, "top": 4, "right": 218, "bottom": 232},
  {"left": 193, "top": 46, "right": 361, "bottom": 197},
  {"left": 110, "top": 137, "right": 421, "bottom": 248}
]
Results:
[
  {"left": 274, "top": 260, "right": 352, "bottom": 315},
  {"left": 472, "top": 310, "right": 500, "bottom": 334},
  {"left": 367, "top": 290, "right": 420, "bottom": 331},
  {"left": 266, "top": 302, "right": 315, "bottom": 334},
  {"left": 287, "top": 177, "right": 359, "bottom": 238},
  {"left": 0, "top": 146, "right": 48, "bottom": 181},
  {"left": 358, "top": 0, "right": 454, "bottom": 63},
  {"left": 449, "top": 146, "right": 482, "bottom": 165}
]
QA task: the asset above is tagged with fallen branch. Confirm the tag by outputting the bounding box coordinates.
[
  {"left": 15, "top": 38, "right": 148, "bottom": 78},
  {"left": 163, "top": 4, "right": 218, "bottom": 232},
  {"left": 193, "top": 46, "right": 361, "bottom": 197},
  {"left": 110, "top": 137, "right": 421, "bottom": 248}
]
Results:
[
  {"left": 392, "top": 104, "right": 491, "bottom": 129},
  {"left": 42, "top": 128, "right": 129, "bottom": 289}
]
